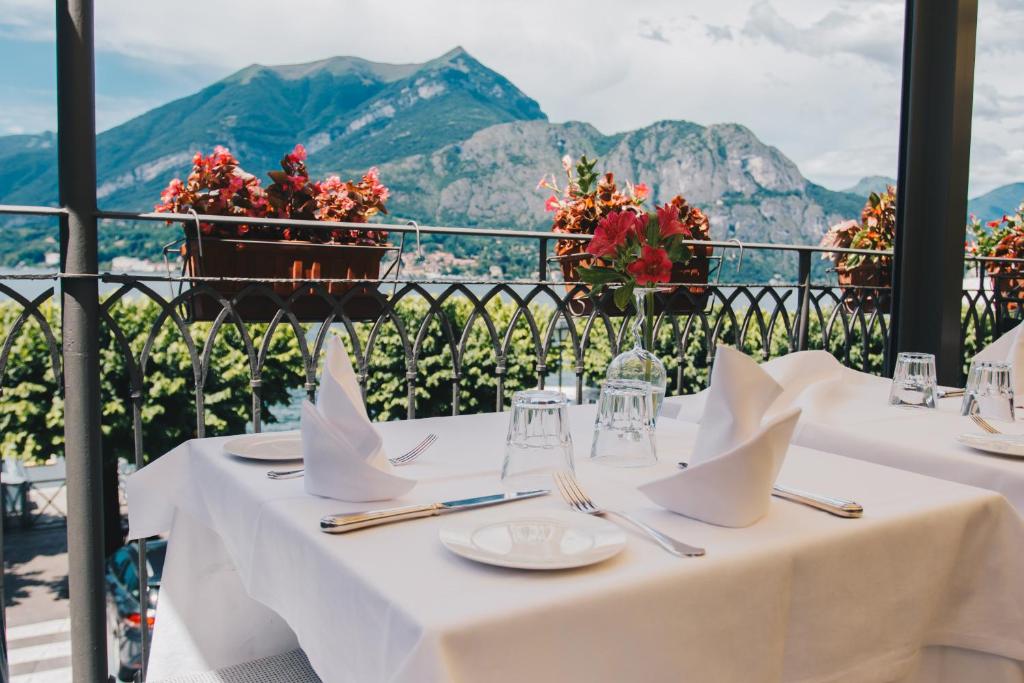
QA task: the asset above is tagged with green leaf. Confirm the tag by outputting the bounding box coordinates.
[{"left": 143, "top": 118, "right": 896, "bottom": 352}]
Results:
[
  {"left": 613, "top": 283, "right": 634, "bottom": 310},
  {"left": 578, "top": 267, "right": 621, "bottom": 284},
  {"left": 646, "top": 214, "right": 659, "bottom": 246}
]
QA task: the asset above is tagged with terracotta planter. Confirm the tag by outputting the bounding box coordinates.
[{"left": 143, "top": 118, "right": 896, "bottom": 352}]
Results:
[
  {"left": 555, "top": 252, "right": 711, "bottom": 317},
  {"left": 837, "top": 262, "right": 891, "bottom": 314},
  {"left": 183, "top": 236, "right": 389, "bottom": 322}
]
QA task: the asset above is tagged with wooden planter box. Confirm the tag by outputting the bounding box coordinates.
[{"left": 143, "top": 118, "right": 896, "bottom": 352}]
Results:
[
  {"left": 837, "top": 262, "right": 891, "bottom": 315},
  {"left": 555, "top": 252, "right": 711, "bottom": 317},
  {"left": 183, "top": 237, "right": 390, "bottom": 322}
]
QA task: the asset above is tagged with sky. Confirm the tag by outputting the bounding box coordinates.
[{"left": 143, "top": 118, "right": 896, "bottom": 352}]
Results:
[{"left": 0, "top": 0, "right": 1020, "bottom": 196}]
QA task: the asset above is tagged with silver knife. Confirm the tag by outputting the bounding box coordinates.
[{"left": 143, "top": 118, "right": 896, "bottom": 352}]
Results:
[
  {"left": 676, "top": 463, "right": 863, "bottom": 518},
  {"left": 320, "top": 489, "right": 550, "bottom": 533}
]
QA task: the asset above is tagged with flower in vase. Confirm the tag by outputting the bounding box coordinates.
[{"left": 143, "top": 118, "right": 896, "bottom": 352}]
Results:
[
  {"left": 655, "top": 203, "right": 689, "bottom": 239},
  {"left": 588, "top": 210, "right": 645, "bottom": 257},
  {"left": 627, "top": 245, "right": 673, "bottom": 285}
]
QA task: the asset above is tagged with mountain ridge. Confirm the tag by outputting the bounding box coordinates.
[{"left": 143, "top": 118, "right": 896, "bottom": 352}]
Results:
[{"left": 0, "top": 48, "right": 1020, "bottom": 278}]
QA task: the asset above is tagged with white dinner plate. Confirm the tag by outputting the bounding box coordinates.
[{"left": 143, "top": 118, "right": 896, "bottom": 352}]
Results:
[
  {"left": 222, "top": 432, "right": 302, "bottom": 461},
  {"left": 956, "top": 433, "right": 1024, "bottom": 458},
  {"left": 439, "top": 510, "right": 626, "bottom": 570}
]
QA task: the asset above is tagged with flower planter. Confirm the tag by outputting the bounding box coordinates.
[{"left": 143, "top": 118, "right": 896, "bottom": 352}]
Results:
[
  {"left": 183, "top": 236, "right": 390, "bottom": 322},
  {"left": 837, "top": 262, "right": 891, "bottom": 315},
  {"left": 555, "top": 252, "right": 711, "bottom": 317},
  {"left": 992, "top": 272, "right": 1024, "bottom": 317}
]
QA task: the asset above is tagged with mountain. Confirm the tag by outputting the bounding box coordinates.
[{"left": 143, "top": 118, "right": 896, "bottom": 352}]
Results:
[
  {"left": 967, "top": 182, "right": 1024, "bottom": 222},
  {"left": 0, "top": 48, "right": 891, "bottom": 279},
  {"left": 843, "top": 176, "right": 896, "bottom": 197}
]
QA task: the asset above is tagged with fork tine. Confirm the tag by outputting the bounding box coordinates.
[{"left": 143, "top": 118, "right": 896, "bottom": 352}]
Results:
[
  {"left": 563, "top": 475, "right": 596, "bottom": 513},
  {"left": 971, "top": 414, "right": 999, "bottom": 434},
  {"left": 390, "top": 433, "right": 437, "bottom": 464},
  {"left": 553, "top": 472, "right": 583, "bottom": 512}
]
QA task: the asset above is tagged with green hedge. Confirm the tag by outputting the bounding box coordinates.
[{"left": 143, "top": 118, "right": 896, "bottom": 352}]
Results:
[{"left": 0, "top": 295, "right": 984, "bottom": 466}]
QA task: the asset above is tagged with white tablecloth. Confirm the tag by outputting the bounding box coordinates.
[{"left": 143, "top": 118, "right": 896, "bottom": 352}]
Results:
[
  {"left": 128, "top": 406, "right": 1024, "bottom": 683},
  {"left": 665, "top": 369, "right": 1024, "bottom": 515}
]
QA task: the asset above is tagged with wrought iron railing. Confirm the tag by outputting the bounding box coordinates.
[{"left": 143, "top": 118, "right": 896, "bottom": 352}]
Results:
[{"left": 1, "top": 212, "right": 1022, "bottom": 681}]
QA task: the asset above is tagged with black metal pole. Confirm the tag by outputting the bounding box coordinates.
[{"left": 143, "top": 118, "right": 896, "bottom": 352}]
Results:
[
  {"left": 889, "top": 0, "right": 978, "bottom": 384},
  {"left": 56, "top": 0, "right": 107, "bottom": 680},
  {"left": 795, "top": 251, "right": 812, "bottom": 352}
]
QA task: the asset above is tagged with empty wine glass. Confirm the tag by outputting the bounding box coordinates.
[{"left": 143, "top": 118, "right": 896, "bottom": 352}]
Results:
[
  {"left": 889, "top": 352, "right": 937, "bottom": 409},
  {"left": 961, "top": 360, "right": 1015, "bottom": 422},
  {"left": 590, "top": 379, "right": 657, "bottom": 467},
  {"left": 501, "top": 390, "right": 574, "bottom": 490}
]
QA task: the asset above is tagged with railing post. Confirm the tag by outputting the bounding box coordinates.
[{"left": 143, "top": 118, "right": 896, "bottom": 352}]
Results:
[
  {"left": 56, "top": 0, "right": 107, "bottom": 680},
  {"left": 888, "top": 0, "right": 977, "bottom": 383},
  {"left": 795, "top": 250, "right": 812, "bottom": 351},
  {"left": 538, "top": 237, "right": 548, "bottom": 281}
]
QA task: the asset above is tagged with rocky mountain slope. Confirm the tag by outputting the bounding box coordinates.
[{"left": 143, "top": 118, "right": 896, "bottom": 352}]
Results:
[{"left": 0, "top": 47, "right": 929, "bottom": 280}]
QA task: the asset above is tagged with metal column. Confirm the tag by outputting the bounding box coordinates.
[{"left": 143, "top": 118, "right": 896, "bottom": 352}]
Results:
[
  {"left": 889, "top": 0, "right": 978, "bottom": 383},
  {"left": 56, "top": 0, "right": 108, "bottom": 680}
]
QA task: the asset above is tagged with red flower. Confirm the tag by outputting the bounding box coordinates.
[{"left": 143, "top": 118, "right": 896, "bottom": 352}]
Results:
[
  {"left": 588, "top": 211, "right": 644, "bottom": 257},
  {"left": 634, "top": 183, "right": 650, "bottom": 200},
  {"left": 655, "top": 203, "right": 688, "bottom": 239},
  {"left": 545, "top": 196, "right": 561, "bottom": 212},
  {"left": 627, "top": 245, "right": 673, "bottom": 285},
  {"left": 989, "top": 220, "right": 1002, "bottom": 228}
]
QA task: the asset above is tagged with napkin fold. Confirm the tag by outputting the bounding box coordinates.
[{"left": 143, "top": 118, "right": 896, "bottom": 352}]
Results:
[
  {"left": 302, "top": 337, "right": 415, "bottom": 502},
  {"left": 690, "top": 345, "right": 784, "bottom": 465},
  {"left": 640, "top": 407, "right": 801, "bottom": 527},
  {"left": 641, "top": 345, "right": 802, "bottom": 527},
  {"left": 974, "top": 321, "right": 1024, "bottom": 396}
]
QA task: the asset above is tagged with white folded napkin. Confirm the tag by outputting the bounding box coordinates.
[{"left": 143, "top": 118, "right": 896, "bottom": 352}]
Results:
[
  {"left": 640, "top": 345, "right": 802, "bottom": 527},
  {"left": 661, "top": 350, "right": 849, "bottom": 423},
  {"left": 302, "top": 337, "right": 415, "bottom": 502},
  {"left": 689, "top": 345, "right": 784, "bottom": 465},
  {"left": 640, "top": 407, "right": 801, "bottom": 527},
  {"left": 974, "top": 322, "right": 1024, "bottom": 396}
]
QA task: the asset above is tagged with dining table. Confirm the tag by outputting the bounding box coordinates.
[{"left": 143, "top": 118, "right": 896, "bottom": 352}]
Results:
[
  {"left": 127, "top": 404, "right": 1024, "bottom": 683},
  {"left": 664, "top": 363, "right": 1024, "bottom": 515}
]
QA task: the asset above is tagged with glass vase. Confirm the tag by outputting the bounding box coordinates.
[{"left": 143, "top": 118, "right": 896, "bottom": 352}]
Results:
[{"left": 605, "top": 287, "right": 667, "bottom": 421}]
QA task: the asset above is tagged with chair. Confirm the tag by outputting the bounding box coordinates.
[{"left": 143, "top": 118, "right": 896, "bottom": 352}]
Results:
[{"left": 154, "top": 649, "right": 321, "bottom": 682}]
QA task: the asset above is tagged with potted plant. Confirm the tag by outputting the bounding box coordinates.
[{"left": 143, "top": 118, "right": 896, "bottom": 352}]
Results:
[
  {"left": 539, "top": 155, "right": 712, "bottom": 315},
  {"left": 819, "top": 185, "right": 896, "bottom": 313},
  {"left": 968, "top": 202, "right": 1024, "bottom": 312},
  {"left": 156, "top": 145, "right": 392, "bottom": 321}
]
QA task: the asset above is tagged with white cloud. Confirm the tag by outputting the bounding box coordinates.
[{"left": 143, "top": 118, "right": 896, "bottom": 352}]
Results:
[{"left": 0, "top": 0, "right": 1020, "bottom": 195}]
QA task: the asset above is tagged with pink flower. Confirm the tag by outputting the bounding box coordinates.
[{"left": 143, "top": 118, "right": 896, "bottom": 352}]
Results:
[
  {"left": 627, "top": 245, "right": 673, "bottom": 285},
  {"left": 536, "top": 174, "right": 549, "bottom": 190},
  {"left": 545, "top": 196, "right": 561, "bottom": 212},
  {"left": 286, "top": 175, "right": 306, "bottom": 192},
  {"left": 989, "top": 220, "right": 1001, "bottom": 228},
  {"left": 634, "top": 183, "right": 650, "bottom": 200},
  {"left": 285, "top": 144, "right": 307, "bottom": 164},
  {"left": 561, "top": 155, "right": 573, "bottom": 172}
]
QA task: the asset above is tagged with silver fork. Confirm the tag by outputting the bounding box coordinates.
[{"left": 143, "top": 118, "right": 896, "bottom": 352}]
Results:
[
  {"left": 267, "top": 433, "right": 438, "bottom": 479},
  {"left": 970, "top": 414, "right": 1001, "bottom": 434},
  {"left": 552, "top": 471, "right": 705, "bottom": 557}
]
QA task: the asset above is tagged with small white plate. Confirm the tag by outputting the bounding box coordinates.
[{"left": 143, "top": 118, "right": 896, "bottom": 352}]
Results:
[
  {"left": 956, "top": 433, "right": 1024, "bottom": 458},
  {"left": 440, "top": 510, "right": 626, "bottom": 570},
  {"left": 222, "top": 432, "right": 302, "bottom": 461}
]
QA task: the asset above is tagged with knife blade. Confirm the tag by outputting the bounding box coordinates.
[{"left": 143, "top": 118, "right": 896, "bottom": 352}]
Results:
[
  {"left": 320, "top": 489, "right": 550, "bottom": 533},
  {"left": 676, "top": 462, "right": 863, "bottom": 518}
]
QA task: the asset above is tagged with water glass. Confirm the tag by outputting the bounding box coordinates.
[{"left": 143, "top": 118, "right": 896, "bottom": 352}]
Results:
[
  {"left": 889, "top": 352, "right": 937, "bottom": 409},
  {"left": 960, "top": 360, "right": 1015, "bottom": 422},
  {"left": 590, "top": 379, "right": 657, "bottom": 467},
  {"left": 501, "top": 390, "right": 574, "bottom": 490}
]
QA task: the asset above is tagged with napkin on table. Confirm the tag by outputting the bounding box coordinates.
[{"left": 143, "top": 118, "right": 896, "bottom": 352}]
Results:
[
  {"left": 302, "top": 336, "right": 415, "bottom": 502},
  {"left": 974, "top": 321, "right": 1024, "bottom": 396},
  {"left": 640, "top": 345, "right": 802, "bottom": 527}
]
